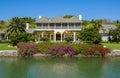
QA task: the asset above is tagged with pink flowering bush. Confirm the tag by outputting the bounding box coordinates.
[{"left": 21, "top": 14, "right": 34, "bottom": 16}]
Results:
[
  {"left": 18, "top": 43, "right": 38, "bottom": 57},
  {"left": 46, "top": 46, "right": 75, "bottom": 57}
]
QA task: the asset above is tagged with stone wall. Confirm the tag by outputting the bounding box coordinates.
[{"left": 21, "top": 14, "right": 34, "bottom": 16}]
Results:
[
  {"left": 106, "top": 50, "right": 120, "bottom": 56},
  {"left": 0, "top": 50, "right": 120, "bottom": 57},
  {"left": 0, "top": 50, "right": 18, "bottom": 57}
]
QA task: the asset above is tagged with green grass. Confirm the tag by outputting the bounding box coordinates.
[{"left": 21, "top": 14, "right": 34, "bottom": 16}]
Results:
[
  {"left": 102, "top": 43, "right": 120, "bottom": 50},
  {"left": 0, "top": 43, "right": 18, "bottom": 50}
]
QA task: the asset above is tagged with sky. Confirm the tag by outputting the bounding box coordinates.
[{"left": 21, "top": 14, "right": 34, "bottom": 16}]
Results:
[{"left": 0, "top": 0, "right": 120, "bottom": 20}]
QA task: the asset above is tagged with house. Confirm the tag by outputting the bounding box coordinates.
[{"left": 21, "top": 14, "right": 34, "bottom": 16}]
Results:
[
  {"left": 0, "top": 30, "right": 6, "bottom": 40},
  {"left": 34, "top": 15, "right": 82, "bottom": 42},
  {"left": 0, "top": 15, "right": 83, "bottom": 42},
  {"left": 99, "top": 24, "right": 117, "bottom": 41}
]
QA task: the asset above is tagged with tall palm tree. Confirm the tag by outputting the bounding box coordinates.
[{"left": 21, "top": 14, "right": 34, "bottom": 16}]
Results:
[{"left": 5, "top": 17, "right": 26, "bottom": 36}]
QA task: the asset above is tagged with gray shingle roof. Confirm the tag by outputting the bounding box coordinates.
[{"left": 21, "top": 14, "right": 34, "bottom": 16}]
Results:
[
  {"left": 26, "top": 28, "right": 35, "bottom": 34},
  {"left": 0, "top": 30, "right": 5, "bottom": 34},
  {"left": 0, "top": 29, "right": 35, "bottom": 34},
  {"left": 36, "top": 16, "right": 81, "bottom": 23},
  {"left": 99, "top": 24, "right": 117, "bottom": 33}
]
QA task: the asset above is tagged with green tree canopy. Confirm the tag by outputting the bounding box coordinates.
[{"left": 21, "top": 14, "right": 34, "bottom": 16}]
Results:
[
  {"left": 5, "top": 17, "right": 26, "bottom": 36},
  {"left": 79, "top": 28, "right": 102, "bottom": 44},
  {"left": 63, "top": 15, "right": 74, "bottom": 18},
  {"left": 5, "top": 17, "right": 36, "bottom": 36},
  {"left": 0, "top": 20, "right": 8, "bottom": 30},
  {"left": 109, "top": 27, "right": 120, "bottom": 43}
]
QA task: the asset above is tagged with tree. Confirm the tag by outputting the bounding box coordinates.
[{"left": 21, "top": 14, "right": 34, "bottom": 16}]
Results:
[
  {"left": 63, "top": 15, "right": 74, "bottom": 18},
  {"left": 79, "top": 28, "right": 102, "bottom": 44},
  {"left": 109, "top": 27, "right": 120, "bottom": 43},
  {"left": 5, "top": 17, "right": 26, "bottom": 36},
  {"left": 0, "top": 20, "right": 8, "bottom": 30},
  {"left": 22, "top": 17, "right": 36, "bottom": 28},
  {"left": 5, "top": 17, "right": 36, "bottom": 36},
  {"left": 10, "top": 32, "right": 35, "bottom": 46},
  {"left": 90, "top": 19, "right": 102, "bottom": 30}
]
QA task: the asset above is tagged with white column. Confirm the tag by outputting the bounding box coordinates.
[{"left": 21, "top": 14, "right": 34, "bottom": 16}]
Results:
[
  {"left": 41, "top": 32, "right": 44, "bottom": 38},
  {"left": 61, "top": 32, "right": 63, "bottom": 42},
  {"left": 7, "top": 36, "right": 8, "bottom": 40},
  {"left": 73, "top": 32, "right": 76, "bottom": 42},
  {"left": 54, "top": 32, "right": 56, "bottom": 42}
]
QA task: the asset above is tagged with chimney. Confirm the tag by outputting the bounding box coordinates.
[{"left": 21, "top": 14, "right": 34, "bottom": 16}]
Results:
[
  {"left": 26, "top": 23, "right": 29, "bottom": 30},
  {"left": 79, "top": 14, "right": 82, "bottom": 21},
  {"left": 39, "top": 16, "right": 42, "bottom": 19}
]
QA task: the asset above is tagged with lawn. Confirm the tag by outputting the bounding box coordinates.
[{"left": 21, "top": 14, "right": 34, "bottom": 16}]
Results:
[
  {"left": 102, "top": 43, "right": 120, "bottom": 50},
  {"left": 0, "top": 43, "right": 18, "bottom": 50}
]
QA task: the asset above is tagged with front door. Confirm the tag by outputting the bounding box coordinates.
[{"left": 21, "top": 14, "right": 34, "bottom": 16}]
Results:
[{"left": 56, "top": 34, "right": 61, "bottom": 40}]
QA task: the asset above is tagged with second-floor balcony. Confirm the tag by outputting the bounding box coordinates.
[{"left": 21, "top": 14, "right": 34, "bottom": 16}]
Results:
[{"left": 36, "top": 23, "right": 82, "bottom": 29}]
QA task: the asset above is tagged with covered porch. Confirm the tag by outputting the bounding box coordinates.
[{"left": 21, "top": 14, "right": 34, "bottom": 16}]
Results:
[{"left": 35, "top": 30, "right": 79, "bottom": 42}]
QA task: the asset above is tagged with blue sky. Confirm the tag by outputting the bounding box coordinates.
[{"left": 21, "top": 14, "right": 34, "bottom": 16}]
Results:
[{"left": 0, "top": 0, "right": 120, "bottom": 20}]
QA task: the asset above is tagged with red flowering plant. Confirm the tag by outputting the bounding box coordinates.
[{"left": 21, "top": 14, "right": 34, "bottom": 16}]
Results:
[
  {"left": 46, "top": 46, "right": 75, "bottom": 57},
  {"left": 84, "top": 45, "right": 111, "bottom": 57},
  {"left": 18, "top": 43, "right": 38, "bottom": 57}
]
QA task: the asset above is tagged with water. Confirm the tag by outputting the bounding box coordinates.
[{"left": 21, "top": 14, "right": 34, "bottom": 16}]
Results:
[{"left": 0, "top": 57, "right": 120, "bottom": 78}]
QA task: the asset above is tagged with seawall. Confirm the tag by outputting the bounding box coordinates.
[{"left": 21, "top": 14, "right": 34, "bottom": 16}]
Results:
[
  {"left": 0, "top": 50, "right": 18, "bottom": 57},
  {"left": 0, "top": 50, "right": 120, "bottom": 57}
]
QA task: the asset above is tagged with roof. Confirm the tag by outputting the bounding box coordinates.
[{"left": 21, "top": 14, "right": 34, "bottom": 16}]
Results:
[
  {"left": 0, "top": 30, "right": 5, "bottom": 34},
  {"left": 26, "top": 28, "right": 35, "bottom": 34},
  {"left": 36, "top": 16, "right": 82, "bottom": 23},
  {"left": 0, "top": 29, "right": 35, "bottom": 34},
  {"left": 99, "top": 24, "right": 117, "bottom": 33}
]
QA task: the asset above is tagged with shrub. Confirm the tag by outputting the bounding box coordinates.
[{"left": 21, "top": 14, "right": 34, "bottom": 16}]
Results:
[
  {"left": 40, "top": 37, "right": 49, "bottom": 41},
  {"left": 46, "top": 46, "right": 75, "bottom": 57},
  {"left": 83, "top": 45, "right": 111, "bottom": 57},
  {"left": 37, "top": 42, "right": 52, "bottom": 53},
  {"left": 109, "top": 27, "right": 120, "bottom": 43},
  {"left": 10, "top": 32, "right": 35, "bottom": 46},
  {"left": 18, "top": 43, "right": 38, "bottom": 57},
  {"left": 79, "top": 28, "right": 102, "bottom": 44},
  {"left": 37, "top": 42, "right": 71, "bottom": 53},
  {"left": 71, "top": 44, "right": 92, "bottom": 55},
  {"left": 17, "top": 42, "right": 28, "bottom": 48},
  {"left": 65, "top": 37, "right": 73, "bottom": 42}
]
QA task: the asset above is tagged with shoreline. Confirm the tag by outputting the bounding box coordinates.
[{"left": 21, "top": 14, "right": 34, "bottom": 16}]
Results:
[{"left": 0, "top": 50, "right": 120, "bottom": 57}]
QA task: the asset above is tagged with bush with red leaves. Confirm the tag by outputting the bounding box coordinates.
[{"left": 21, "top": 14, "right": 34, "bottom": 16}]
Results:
[{"left": 83, "top": 45, "right": 111, "bottom": 57}]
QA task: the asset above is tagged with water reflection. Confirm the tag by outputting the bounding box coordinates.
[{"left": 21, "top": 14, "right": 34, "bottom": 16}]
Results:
[{"left": 0, "top": 57, "right": 120, "bottom": 78}]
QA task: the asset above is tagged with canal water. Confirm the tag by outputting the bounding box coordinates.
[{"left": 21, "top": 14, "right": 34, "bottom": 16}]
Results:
[{"left": 0, "top": 57, "right": 120, "bottom": 78}]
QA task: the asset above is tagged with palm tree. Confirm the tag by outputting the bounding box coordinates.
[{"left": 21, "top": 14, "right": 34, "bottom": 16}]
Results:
[{"left": 5, "top": 17, "right": 26, "bottom": 36}]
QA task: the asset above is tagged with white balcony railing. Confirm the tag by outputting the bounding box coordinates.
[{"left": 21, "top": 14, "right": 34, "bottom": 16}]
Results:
[{"left": 37, "top": 26, "right": 81, "bottom": 29}]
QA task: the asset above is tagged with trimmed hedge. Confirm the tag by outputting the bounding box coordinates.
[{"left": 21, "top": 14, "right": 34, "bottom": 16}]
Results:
[{"left": 37, "top": 42, "right": 111, "bottom": 57}]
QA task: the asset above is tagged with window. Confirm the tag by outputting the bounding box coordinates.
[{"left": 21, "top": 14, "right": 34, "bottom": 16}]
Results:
[
  {"left": 56, "top": 23, "right": 61, "bottom": 29},
  {"left": 42, "top": 23, "right": 48, "bottom": 29},
  {"left": 50, "top": 23, "right": 55, "bottom": 29},
  {"left": 37, "top": 23, "right": 42, "bottom": 29},
  {"left": 61, "top": 23, "right": 67, "bottom": 29},
  {"left": 69, "top": 23, "right": 74, "bottom": 29}
]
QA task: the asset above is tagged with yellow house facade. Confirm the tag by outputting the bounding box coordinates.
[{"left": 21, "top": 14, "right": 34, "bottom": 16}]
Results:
[{"left": 34, "top": 15, "right": 82, "bottom": 42}]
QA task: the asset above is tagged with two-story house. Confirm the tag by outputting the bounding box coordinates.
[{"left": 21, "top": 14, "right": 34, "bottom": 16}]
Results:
[{"left": 34, "top": 15, "right": 82, "bottom": 42}]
